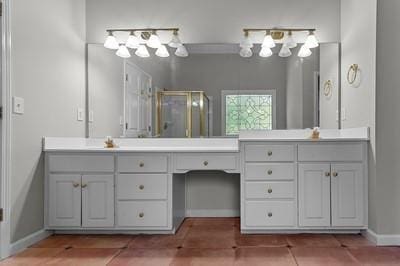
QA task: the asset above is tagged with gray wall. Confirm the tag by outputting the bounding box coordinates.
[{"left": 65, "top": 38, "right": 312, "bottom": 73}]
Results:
[{"left": 11, "top": 0, "right": 86, "bottom": 242}]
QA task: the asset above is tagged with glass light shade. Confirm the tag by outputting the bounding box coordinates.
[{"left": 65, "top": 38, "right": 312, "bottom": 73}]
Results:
[
  {"left": 305, "top": 32, "right": 319, "bottom": 48},
  {"left": 175, "top": 45, "right": 189, "bottom": 57},
  {"left": 135, "top": 45, "right": 150, "bottom": 58},
  {"left": 284, "top": 32, "right": 297, "bottom": 49},
  {"left": 262, "top": 34, "right": 276, "bottom": 48},
  {"left": 147, "top": 33, "right": 162, "bottom": 49},
  {"left": 259, "top": 46, "right": 273, "bottom": 58},
  {"left": 240, "top": 35, "right": 253, "bottom": 48},
  {"left": 279, "top": 45, "right": 292, "bottom": 57},
  {"left": 239, "top": 47, "right": 253, "bottom": 58},
  {"left": 298, "top": 44, "right": 312, "bottom": 57},
  {"left": 104, "top": 34, "right": 119, "bottom": 50},
  {"left": 116, "top": 45, "right": 131, "bottom": 58},
  {"left": 126, "top": 33, "right": 140, "bottom": 49},
  {"left": 168, "top": 33, "right": 182, "bottom": 48},
  {"left": 155, "top": 45, "right": 170, "bottom": 57}
]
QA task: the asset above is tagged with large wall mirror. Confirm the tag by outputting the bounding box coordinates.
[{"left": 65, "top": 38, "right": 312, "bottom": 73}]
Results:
[{"left": 87, "top": 43, "right": 340, "bottom": 138}]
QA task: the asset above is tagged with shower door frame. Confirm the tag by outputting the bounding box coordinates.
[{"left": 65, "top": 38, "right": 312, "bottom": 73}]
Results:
[{"left": 156, "top": 91, "right": 209, "bottom": 138}]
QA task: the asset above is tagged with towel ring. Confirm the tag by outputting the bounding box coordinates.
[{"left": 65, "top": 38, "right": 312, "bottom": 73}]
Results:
[
  {"left": 347, "top": 64, "right": 359, "bottom": 85},
  {"left": 323, "top": 80, "right": 333, "bottom": 97}
]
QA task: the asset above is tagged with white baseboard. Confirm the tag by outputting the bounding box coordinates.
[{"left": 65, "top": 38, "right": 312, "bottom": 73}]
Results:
[
  {"left": 363, "top": 229, "right": 400, "bottom": 246},
  {"left": 186, "top": 209, "right": 239, "bottom": 217},
  {"left": 10, "top": 229, "right": 53, "bottom": 255}
]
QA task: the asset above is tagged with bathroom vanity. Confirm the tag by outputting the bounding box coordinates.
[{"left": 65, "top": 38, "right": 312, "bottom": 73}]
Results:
[{"left": 43, "top": 128, "right": 369, "bottom": 234}]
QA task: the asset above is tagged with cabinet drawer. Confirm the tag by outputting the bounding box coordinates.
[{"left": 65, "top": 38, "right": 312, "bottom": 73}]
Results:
[
  {"left": 245, "top": 181, "right": 294, "bottom": 199},
  {"left": 117, "top": 174, "right": 168, "bottom": 200},
  {"left": 48, "top": 155, "right": 114, "bottom": 173},
  {"left": 175, "top": 153, "right": 238, "bottom": 171},
  {"left": 245, "top": 144, "right": 295, "bottom": 162},
  {"left": 117, "top": 155, "right": 168, "bottom": 173},
  {"left": 117, "top": 201, "right": 168, "bottom": 227},
  {"left": 298, "top": 143, "right": 363, "bottom": 162},
  {"left": 244, "top": 201, "right": 295, "bottom": 227},
  {"left": 245, "top": 163, "right": 295, "bottom": 180}
]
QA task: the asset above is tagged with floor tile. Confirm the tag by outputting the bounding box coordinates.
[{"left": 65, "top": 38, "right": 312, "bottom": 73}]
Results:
[
  {"left": 348, "top": 246, "right": 400, "bottom": 265},
  {"left": 43, "top": 248, "right": 120, "bottom": 266},
  {"left": 291, "top": 247, "right": 361, "bottom": 266},
  {"left": 190, "top": 217, "right": 239, "bottom": 230},
  {"left": 235, "top": 234, "right": 288, "bottom": 247},
  {"left": 31, "top": 235, "right": 83, "bottom": 248},
  {"left": 174, "top": 220, "right": 192, "bottom": 239},
  {"left": 334, "top": 234, "right": 375, "bottom": 247},
  {"left": 108, "top": 248, "right": 177, "bottom": 266},
  {"left": 171, "top": 248, "right": 235, "bottom": 266},
  {"left": 70, "top": 235, "right": 133, "bottom": 249},
  {"left": 235, "top": 247, "right": 296, "bottom": 266},
  {"left": 286, "top": 234, "right": 341, "bottom": 247},
  {"left": 129, "top": 235, "right": 184, "bottom": 249},
  {"left": 0, "top": 248, "right": 64, "bottom": 266},
  {"left": 183, "top": 227, "right": 236, "bottom": 248}
]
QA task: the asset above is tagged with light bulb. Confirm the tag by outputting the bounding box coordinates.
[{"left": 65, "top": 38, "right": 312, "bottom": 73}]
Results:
[
  {"left": 126, "top": 32, "right": 140, "bottom": 49},
  {"left": 155, "top": 45, "right": 170, "bottom": 57},
  {"left": 240, "top": 32, "right": 253, "bottom": 48},
  {"left": 305, "top": 31, "right": 319, "bottom": 48},
  {"left": 175, "top": 45, "right": 189, "bottom": 57},
  {"left": 239, "top": 47, "right": 253, "bottom": 58},
  {"left": 104, "top": 32, "right": 119, "bottom": 50},
  {"left": 168, "top": 31, "right": 182, "bottom": 48},
  {"left": 262, "top": 31, "right": 275, "bottom": 48},
  {"left": 279, "top": 45, "right": 292, "bottom": 57},
  {"left": 147, "top": 32, "right": 161, "bottom": 49},
  {"left": 116, "top": 44, "right": 131, "bottom": 58},
  {"left": 259, "top": 46, "right": 273, "bottom": 58},
  {"left": 284, "top": 31, "right": 297, "bottom": 49},
  {"left": 298, "top": 44, "right": 312, "bottom": 57},
  {"left": 135, "top": 45, "right": 150, "bottom": 58}
]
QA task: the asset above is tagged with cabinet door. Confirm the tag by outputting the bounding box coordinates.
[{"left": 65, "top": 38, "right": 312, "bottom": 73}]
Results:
[
  {"left": 299, "top": 164, "right": 331, "bottom": 227},
  {"left": 331, "top": 163, "right": 364, "bottom": 226},
  {"left": 49, "top": 174, "right": 81, "bottom": 227},
  {"left": 82, "top": 175, "right": 114, "bottom": 227}
]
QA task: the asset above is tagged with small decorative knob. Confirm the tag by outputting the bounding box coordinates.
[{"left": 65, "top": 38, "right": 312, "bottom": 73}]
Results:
[
  {"left": 81, "top": 183, "right": 87, "bottom": 188},
  {"left": 139, "top": 212, "right": 144, "bottom": 218},
  {"left": 325, "top": 172, "right": 331, "bottom": 177},
  {"left": 267, "top": 151, "right": 273, "bottom": 156},
  {"left": 203, "top": 161, "right": 208, "bottom": 166},
  {"left": 268, "top": 212, "right": 273, "bottom": 217},
  {"left": 73, "top": 182, "right": 80, "bottom": 188},
  {"left": 268, "top": 188, "right": 273, "bottom": 194},
  {"left": 139, "top": 162, "right": 144, "bottom": 167},
  {"left": 139, "top": 185, "right": 144, "bottom": 190},
  {"left": 332, "top": 172, "right": 338, "bottom": 177},
  {"left": 267, "top": 170, "right": 273, "bottom": 175}
]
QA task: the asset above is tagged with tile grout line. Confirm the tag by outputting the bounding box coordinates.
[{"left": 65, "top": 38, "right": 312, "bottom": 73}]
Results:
[{"left": 287, "top": 247, "right": 300, "bottom": 266}]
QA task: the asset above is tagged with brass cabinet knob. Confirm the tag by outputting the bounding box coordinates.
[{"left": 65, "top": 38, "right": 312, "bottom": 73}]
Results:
[
  {"left": 139, "top": 185, "right": 144, "bottom": 190},
  {"left": 139, "top": 212, "right": 144, "bottom": 218},
  {"left": 325, "top": 172, "right": 331, "bottom": 177},
  {"left": 139, "top": 162, "right": 145, "bottom": 167},
  {"left": 203, "top": 161, "right": 209, "bottom": 166},
  {"left": 268, "top": 212, "right": 273, "bottom": 217},
  {"left": 73, "top": 182, "right": 80, "bottom": 188},
  {"left": 267, "top": 170, "right": 273, "bottom": 175},
  {"left": 268, "top": 188, "right": 273, "bottom": 194},
  {"left": 267, "top": 151, "right": 273, "bottom": 156},
  {"left": 81, "top": 183, "right": 87, "bottom": 188},
  {"left": 332, "top": 172, "right": 338, "bottom": 177}
]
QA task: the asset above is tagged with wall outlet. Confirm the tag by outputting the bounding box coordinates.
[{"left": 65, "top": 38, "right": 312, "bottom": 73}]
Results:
[
  {"left": 12, "top": 97, "right": 24, "bottom": 114},
  {"left": 77, "top": 108, "right": 84, "bottom": 121}
]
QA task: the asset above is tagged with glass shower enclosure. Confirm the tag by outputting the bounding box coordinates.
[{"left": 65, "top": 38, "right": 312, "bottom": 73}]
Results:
[{"left": 156, "top": 91, "right": 210, "bottom": 138}]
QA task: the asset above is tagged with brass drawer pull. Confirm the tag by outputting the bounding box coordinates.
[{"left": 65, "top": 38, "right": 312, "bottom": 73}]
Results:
[
  {"left": 203, "top": 161, "right": 209, "bottom": 166},
  {"left": 268, "top": 188, "right": 273, "bottom": 194},
  {"left": 81, "top": 183, "right": 87, "bottom": 188},
  {"left": 267, "top": 151, "right": 273, "bottom": 156},
  {"left": 267, "top": 212, "right": 273, "bottom": 217},
  {"left": 332, "top": 172, "right": 338, "bottom": 177},
  {"left": 139, "top": 162, "right": 145, "bottom": 167},
  {"left": 325, "top": 172, "right": 331, "bottom": 177},
  {"left": 139, "top": 212, "right": 144, "bottom": 218},
  {"left": 267, "top": 170, "right": 273, "bottom": 175},
  {"left": 139, "top": 185, "right": 144, "bottom": 190},
  {"left": 73, "top": 182, "right": 80, "bottom": 188}
]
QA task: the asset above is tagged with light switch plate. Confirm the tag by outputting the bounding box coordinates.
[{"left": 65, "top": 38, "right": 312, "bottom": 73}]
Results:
[
  {"left": 89, "top": 110, "right": 94, "bottom": 123},
  {"left": 12, "top": 97, "right": 24, "bottom": 114},
  {"left": 77, "top": 108, "right": 84, "bottom": 121}
]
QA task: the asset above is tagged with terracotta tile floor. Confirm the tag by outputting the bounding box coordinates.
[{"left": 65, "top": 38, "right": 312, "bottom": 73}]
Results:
[{"left": 2, "top": 218, "right": 400, "bottom": 265}]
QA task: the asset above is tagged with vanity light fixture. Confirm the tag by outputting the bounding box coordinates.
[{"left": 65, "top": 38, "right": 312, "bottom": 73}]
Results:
[
  {"left": 135, "top": 44, "right": 150, "bottom": 58},
  {"left": 168, "top": 30, "right": 182, "bottom": 48},
  {"left": 175, "top": 45, "right": 189, "bottom": 57},
  {"left": 126, "top": 32, "right": 140, "bottom": 49},
  {"left": 240, "top": 30, "right": 253, "bottom": 48},
  {"left": 261, "top": 30, "right": 276, "bottom": 48},
  {"left": 104, "top": 32, "right": 119, "bottom": 50},
  {"left": 279, "top": 45, "right": 292, "bottom": 57},
  {"left": 284, "top": 31, "right": 297, "bottom": 49},
  {"left": 259, "top": 46, "right": 273, "bottom": 57},
  {"left": 298, "top": 44, "right": 312, "bottom": 58},
  {"left": 147, "top": 30, "right": 162, "bottom": 49},
  {"left": 239, "top": 47, "right": 253, "bottom": 58},
  {"left": 305, "top": 31, "right": 319, "bottom": 48},
  {"left": 155, "top": 44, "right": 170, "bottom": 57},
  {"left": 116, "top": 44, "right": 131, "bottom": 58}
]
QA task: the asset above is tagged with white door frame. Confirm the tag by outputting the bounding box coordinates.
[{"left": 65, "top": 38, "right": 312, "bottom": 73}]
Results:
[{"left": 1, "top": 0, "right": 12, "bottom": 258}]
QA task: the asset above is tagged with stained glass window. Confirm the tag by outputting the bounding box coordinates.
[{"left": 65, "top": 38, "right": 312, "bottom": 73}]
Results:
[{"left": 224, "top": 93, "right": 274, "bottom": 135}]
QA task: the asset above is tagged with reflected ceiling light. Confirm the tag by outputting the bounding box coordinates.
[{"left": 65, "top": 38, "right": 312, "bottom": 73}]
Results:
[
  {"left": 168, "top": 30, "right": 182, "bottom": 48},
  {"left": 155, "top": 44, "right": 170, "bottom": 57},
  {"left": 239, "top": 47, "right": 253, "bottom": 58},
  {"left": 175, "top": 45, "right": 189, "bottom": 57},
  {"left": 116, "top": 44, "right": 131, "bottom": 58},
  {"left": 279, "top": 45, "right": 292, "bottom": 57},
  {"left": 298, "top": 44, "right": 312, "bottom": 57},
  {"left": 126, "top": 32, "right": 140, "bottom": 49},
  {"left": 262, "top": 30, "right": 276, "bottom": 48},
  {"left": 135, "top": 44, "right": 150, "bottom": 58},
  {"left": 240, "top": 31, "right": 253, "bottom": 48},
  {"left": 147, "top": 31, "right": 162, "bottom": 48},
  {"left": 305, "top": 31, "right": 319, "bottom": 48},
  {"left": 259, "top": 46, "right": 273, "bottom": 58},
  {"left": 104, "top": 32, "right": 119, "bottom": 50},
  {"left": 284, "top": 31, "right": 297, "bottom": 49}
]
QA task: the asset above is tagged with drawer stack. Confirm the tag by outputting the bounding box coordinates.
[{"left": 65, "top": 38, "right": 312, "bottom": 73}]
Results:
[
  {"left": 116, "top": 154, "right": 170, "bottom": 228},
  {"left": 243, "top": 144, "right": 296, "bottom": 228}
]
